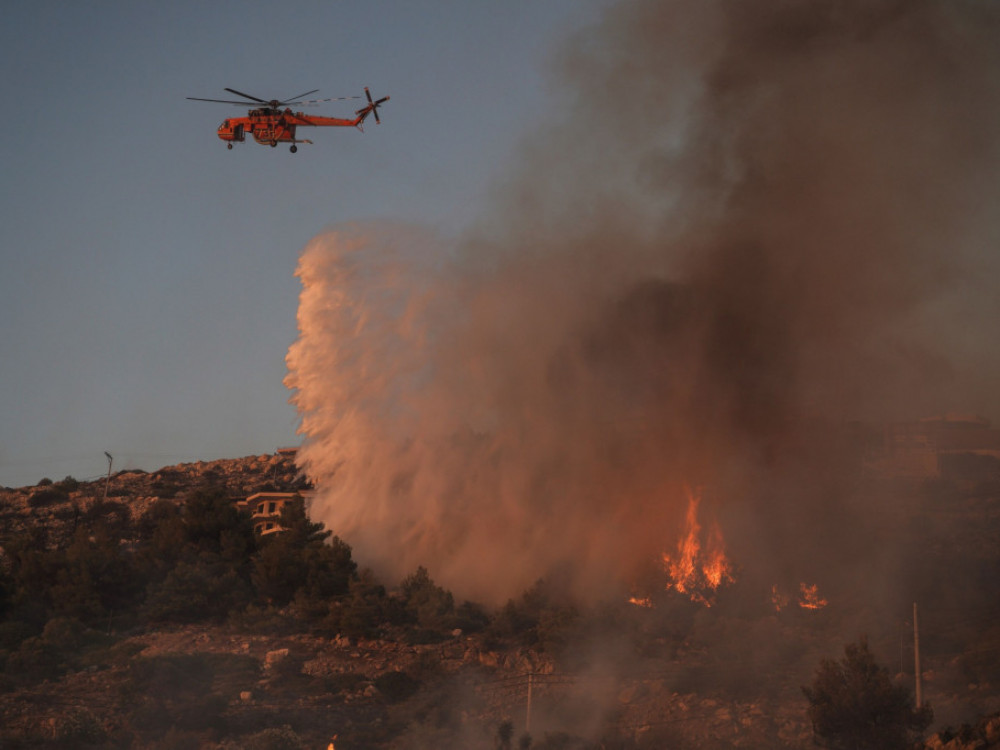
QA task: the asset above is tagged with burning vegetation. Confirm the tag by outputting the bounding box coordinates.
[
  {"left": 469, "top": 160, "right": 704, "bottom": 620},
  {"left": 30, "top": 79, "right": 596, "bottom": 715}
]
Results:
[
  {"left": 661, "top": 487, "right": 734, "bottom": 607},
  {"left": 771, "top": 583, "right": 829, "bottom": 612},
  {"left": 287, "top": 0, "right": 1000, "bottom": 612},
  {"left": 279, "top": 1, "right": 1000, "bottom": 739},
  {"left": 276, "top": 0, "right": 1000, "bottom": 743}
]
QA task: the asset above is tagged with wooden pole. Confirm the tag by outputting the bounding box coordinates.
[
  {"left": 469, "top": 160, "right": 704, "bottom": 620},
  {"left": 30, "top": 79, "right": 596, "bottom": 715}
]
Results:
[
  {"left": 103, "top": 452, "right": 113, "bottom": 500},
  {"left": 913, "top": 602, "right": 922, "bottom": 707},
  {"left": 525, "top": 672, "right": 533, "bottom": 735}
]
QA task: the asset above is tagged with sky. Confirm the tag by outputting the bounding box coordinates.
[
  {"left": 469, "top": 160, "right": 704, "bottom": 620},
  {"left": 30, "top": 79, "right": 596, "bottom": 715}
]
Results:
[{"left": 0, "top": 0, "right": 613, "bottom": 488}]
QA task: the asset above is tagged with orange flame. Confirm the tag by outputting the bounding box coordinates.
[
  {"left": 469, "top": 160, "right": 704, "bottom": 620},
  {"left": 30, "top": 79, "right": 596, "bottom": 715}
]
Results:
[
  {"left": 770, "top": 584, "right": 790, "bottom": 612},
  {"left": 662, "top": 487, "right": 734, "bottom": 606},
  {"left": 628, "top": 596, "right": 653, "bottom": 608},
  {"left": 798, "top": 582, "right": 828, "bottom": 610}
]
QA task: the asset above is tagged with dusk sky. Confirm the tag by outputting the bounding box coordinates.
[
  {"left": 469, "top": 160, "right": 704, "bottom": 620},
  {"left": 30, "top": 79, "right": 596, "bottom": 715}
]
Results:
[{"left": 0, "top": 1, "right": 612, "bottom": 487}]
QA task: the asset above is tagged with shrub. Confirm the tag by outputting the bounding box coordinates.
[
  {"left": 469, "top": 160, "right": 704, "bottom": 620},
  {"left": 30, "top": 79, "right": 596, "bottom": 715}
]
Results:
[
  {"left": 803, "top": 636, "right": 932, "bottom": 750},
  {"left": 399, "top": 566, "right": 456, "bottom": 632},
  {"left": 488, "top": 578, "right": 579, "bottom": 654},
  {"left": 242, "top": 725, "right": 305, "bottom": 750},
  {"left": 1, "top": 616, "right": 110, "bottom": 683},
  {"left": 322, "top": 670, "right": 365, "bottom": 695},
  {"left": 230, "top": 603, "right": 301, "bottom": 636},
  {"left": 57, "top": 475, "right": 80, "bottom": 493},
  {"left": 51, "top": 708, "right": 107, "bottom": 745},
  {"left": 0, "top": 619, "right": 36, "bottom": 651},
  {"left": 144, "top": 558, "right": 252, "bottom": 623},
  {"left": 151, "top": 728, "right": 205, "bottom": 750},
  {"left": 82, "top": 499, "right": 132, "bottom": 536},
  {"left": 374, "top": 669, "right": 420, "bottom": 703},
  {"left": 28, "top": 486, "right": 68, "bottom": 508},
  {"left": 124, "top": 653, "right": 229, "bottom": 737},
  {"left": 50, "top": 526, "right": 140, "bottom": 621},
  {"left": 322, "top": 570, "right": 400, "bottom": 640}
]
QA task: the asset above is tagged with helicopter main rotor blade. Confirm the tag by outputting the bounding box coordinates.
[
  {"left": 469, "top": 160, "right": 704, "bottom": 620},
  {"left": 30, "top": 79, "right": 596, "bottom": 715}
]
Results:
[
  {"left": 280, "top": 89, "right": 320, "bottom": 104},
  {"left": 224, "top": 87, "right": 268, "bottom": 104},
  {"left": 291, "top": 95, "right": 362, "bottom": 106},
  {"left": 187, "top": 96, "right": 260, "bottom": 105}
]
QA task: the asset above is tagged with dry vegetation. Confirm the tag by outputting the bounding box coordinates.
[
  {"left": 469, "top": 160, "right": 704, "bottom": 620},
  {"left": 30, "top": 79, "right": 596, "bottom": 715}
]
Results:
[{"left": 1, "top": 456, "right": 999, "bottom": 749}]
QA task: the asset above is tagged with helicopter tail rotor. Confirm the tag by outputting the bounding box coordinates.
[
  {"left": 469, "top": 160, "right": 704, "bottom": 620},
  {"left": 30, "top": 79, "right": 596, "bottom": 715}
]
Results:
[{"left": 355, "top": 87, "right": 390, "bottom": 129}]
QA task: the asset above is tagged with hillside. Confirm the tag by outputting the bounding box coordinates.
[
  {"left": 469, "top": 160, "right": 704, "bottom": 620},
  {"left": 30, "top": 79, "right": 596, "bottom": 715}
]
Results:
[{"left": 1, "top": 456, "right": 999, "bottom": 749}]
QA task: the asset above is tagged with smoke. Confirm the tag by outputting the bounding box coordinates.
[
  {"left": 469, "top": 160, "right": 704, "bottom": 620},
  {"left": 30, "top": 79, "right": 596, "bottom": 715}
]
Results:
[{"left": 285, "top": 0, "right": 1000, "bottom": 605}]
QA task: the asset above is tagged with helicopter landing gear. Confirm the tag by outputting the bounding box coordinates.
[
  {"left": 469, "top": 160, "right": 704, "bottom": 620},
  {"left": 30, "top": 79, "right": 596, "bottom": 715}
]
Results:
[
  {"left": 270, "top": 140, "right": 277, "bottom": 147},
  {"left": 290, "top": 145, "right": 298, "bottom": 153},
  {"left": 227, "top": 143, "right": 233, "bottom": 150}
]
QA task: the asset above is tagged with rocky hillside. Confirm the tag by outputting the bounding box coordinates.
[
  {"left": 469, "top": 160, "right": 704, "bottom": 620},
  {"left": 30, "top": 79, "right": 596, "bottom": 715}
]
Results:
[
  {"left": 0, "top": 452, "right": 305, "bottom": 542},
  {"left": 1, "top": 456, "right": 999, "bottom": 749}
]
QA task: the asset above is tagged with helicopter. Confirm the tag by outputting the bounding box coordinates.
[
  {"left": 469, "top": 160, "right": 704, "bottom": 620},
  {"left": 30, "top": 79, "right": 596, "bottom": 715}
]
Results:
[{"left": 186, "top": 87, "right": 389, "bottom": 152}]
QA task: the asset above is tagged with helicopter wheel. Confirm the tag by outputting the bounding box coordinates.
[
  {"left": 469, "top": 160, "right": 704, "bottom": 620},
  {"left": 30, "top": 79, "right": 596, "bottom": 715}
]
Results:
[
  {"left": 290, "top": 145, "right": 297, "bottom": 153},
  {"left": 227, "top": 143, "right": 233, "bottom": 150},
  {"left": 270, "top": 140, "right": 277, "bottom": 148}
]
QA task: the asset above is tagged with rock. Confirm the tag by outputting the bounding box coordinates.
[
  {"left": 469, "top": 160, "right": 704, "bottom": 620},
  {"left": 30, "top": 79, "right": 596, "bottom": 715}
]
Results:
[
  {"left": 618, "top": 685, "right": 640, "bottom": 704},
  {"left": 264, "top": 648, "right": 289, "bottom": 670},
  {"left": 619, "top": 684, "right": 647, "bottom": 704},
  {"left": 478, "top": 651, "right": 500, "bottom": 668},
  {"left": 985, "top": 716, "right": 1000, "bottom": 743}
]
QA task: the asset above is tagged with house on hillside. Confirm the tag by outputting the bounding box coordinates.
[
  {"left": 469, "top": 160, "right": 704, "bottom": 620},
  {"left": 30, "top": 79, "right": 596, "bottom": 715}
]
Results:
[{"left": 239, "top": 491, "right": 316, "bottom": 536}]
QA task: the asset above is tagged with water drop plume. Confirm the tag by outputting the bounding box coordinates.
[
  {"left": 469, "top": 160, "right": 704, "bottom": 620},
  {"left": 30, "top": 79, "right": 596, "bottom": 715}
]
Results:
[{"left": 286, "top": 0, "right": 1000, "bottom": 604}]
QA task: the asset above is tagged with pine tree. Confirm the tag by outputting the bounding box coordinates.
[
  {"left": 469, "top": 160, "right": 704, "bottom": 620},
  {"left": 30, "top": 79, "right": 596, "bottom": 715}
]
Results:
[{"left": 803, "top": 636, "right": 932, "bottom": 750}]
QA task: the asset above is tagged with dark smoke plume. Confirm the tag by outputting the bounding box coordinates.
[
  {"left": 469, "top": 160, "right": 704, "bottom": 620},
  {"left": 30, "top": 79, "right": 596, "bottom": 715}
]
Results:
[{"left": 286, "top": 0, "right": 1000, "bottom": 604}]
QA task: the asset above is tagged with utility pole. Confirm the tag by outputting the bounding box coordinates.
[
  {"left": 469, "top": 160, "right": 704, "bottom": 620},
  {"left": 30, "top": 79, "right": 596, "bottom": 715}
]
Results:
[
  {"left": 913, "top": 602, "right": 922, "bottom": 708},
  {"left": 103, "top": 452, "right": 113, "bottom": 500},
  {"left": 525, "top": 672, "right": 534, "bottom": 735}
]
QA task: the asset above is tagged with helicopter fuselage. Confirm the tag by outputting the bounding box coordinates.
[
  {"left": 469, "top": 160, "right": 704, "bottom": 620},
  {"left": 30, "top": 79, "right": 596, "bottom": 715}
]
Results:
[{"left": 217, "top": 108, "right": 363, "bottom": 148}]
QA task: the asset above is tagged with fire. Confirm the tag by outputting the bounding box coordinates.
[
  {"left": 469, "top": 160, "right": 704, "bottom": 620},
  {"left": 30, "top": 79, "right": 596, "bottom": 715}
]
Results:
[
  {"left": 770, "top": 583, "right": 828, "bottom": 611},
  {"left": 628, "top": 596, "right": 653, "bottom": 608},
  {"left": 661, "top": 487, "right": 734, "bottom": 606},
  {"left": 770, "top": 584, "right": 790, "bottom": 612},
  {"left": 798, "top": 582, "right": 828, "bottom": 610}
]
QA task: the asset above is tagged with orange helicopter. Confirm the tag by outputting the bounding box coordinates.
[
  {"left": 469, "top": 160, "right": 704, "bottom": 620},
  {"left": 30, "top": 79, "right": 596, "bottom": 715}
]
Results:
[{"left": 186, "top": 87, "right": 389, "bottom": 152}]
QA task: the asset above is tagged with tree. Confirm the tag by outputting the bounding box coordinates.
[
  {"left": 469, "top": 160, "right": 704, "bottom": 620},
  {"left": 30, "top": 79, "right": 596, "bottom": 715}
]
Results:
[
  {"left": 143, "top": 557, "right": 251, "bottom": 623},
  {"left": 50, "top": 525, "right": 139, "bottom": 622},
  {"left": 400, "top": 566, "right": 455, "bottom": 632},
  {"left": 251, "top": 499, "right": 355, "bottom": 607},
  {"left": 496, "top": 720, "right": 514, "bottom": 750},
  {"left": 803, "top": 636, "right": 932, "bottom": 750},
  {"left": 325, "top": 569, "right": 402, "bottom": 640},
  {"left": 488, "top": 578, "right": 579, "bottom": 653}
]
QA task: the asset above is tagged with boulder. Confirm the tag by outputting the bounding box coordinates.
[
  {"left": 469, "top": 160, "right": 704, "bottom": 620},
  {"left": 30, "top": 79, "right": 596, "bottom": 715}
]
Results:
[{"left": 264, "top": 648, "right": 290, "bottom": 670}]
